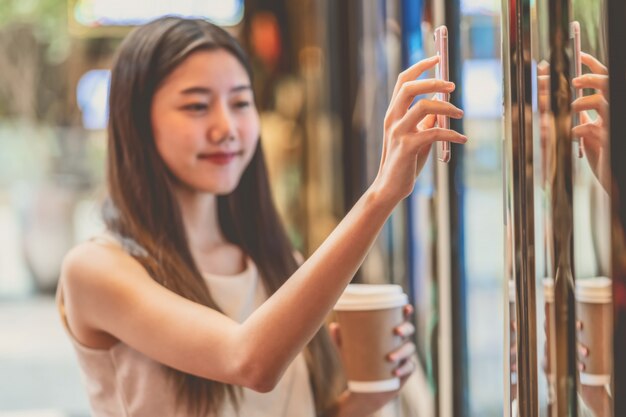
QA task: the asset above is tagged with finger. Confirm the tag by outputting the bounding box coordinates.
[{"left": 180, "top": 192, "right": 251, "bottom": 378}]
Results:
[
  {"left": 580, "top": 110, "right": 592, "bottom": 124},
  {"left": 392, "top": 56, "right": 440, "bottom": 100},
  {"left": 417, "top": 113, "right": 437, "bottom": 131},
  {"left": 572, "top": 94, "right": 609, "bottom": 121},
  {"left": 328, "top": 322, "right": 341, "bottom": 348},
  {"left": 573, "top": 74, "right": 608, "bottom": 95},
  {"left": 578, "top": 344, "right": 589, "bottom": 357},
  {"left": 394, "top": 358, "right": 416, "bottom": 378},
  {"left": 398, "top": 99, "right": 463, "bottom": 132},
  {"left": 388, "top": 79, "right": 455, "bottom": 121},
  {"left": 576, "top": 320, "right": 583, "bottom": 330},
  {"left": 581, "top": 52, "right": 608, "bottom": 75},
  {"left": 388, "top": 342, "right": 416, "bottom": 363},
  {"left": 389, "top": 127, "right": 466, "bottom": 158},
  {"left": 403, "top": 128, "right": 467, "bottom": 154},
  {"left": 572, "top": 123, "right": 604, "bottom": 144},
  {"left": 394, "top": 322, "right": 415, "bottom": 338},
  {"left": 403, "top": 304, "right": 414, "bottom": 317}
]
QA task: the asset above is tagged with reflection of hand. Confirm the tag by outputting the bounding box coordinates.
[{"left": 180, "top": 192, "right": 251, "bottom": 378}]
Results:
[
  {"left": 371, "top": 56, "right": 466, "bottom": 206},
  {"left": 575, "top": 320, "right": 591, "bottom": 372},
  {"left": 510, "top": 319, "right": 517, "bottom": 374},
  {"left": 328, "top": 305, "right": 416, "bottom": 416},
  {"left": 576, "top": 320, "right": 612, "bottom": 417},
  {"left": 541, "top": 319, "right": 549, "bottom": 376},
  {"left": 572, "top": 52, "right": 610, "bottom": 192}
]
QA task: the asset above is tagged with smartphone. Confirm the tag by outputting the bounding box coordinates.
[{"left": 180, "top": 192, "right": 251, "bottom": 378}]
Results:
[
  {"left": 434, "top": 25, "right": 450, "bottom": 163},
  {"left": 570, "top": 21, "right": 583, "bottom": 158}
]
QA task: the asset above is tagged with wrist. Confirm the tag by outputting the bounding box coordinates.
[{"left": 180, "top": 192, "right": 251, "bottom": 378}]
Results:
[{"left": 364, "top": 180, "right": 397, "bottom": 215}]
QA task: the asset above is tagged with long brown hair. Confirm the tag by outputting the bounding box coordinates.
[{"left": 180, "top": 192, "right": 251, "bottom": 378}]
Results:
[{"left": 104, "top": 16, "right": 343, "bottom": 416}]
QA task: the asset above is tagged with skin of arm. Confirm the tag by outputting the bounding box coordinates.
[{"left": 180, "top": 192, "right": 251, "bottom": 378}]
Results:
[
  {"left": 62, "top": 187, "right": 394, "bottom": 393},
  {"left": 61, "top": 55, "right": 466, "bottom": 394}
]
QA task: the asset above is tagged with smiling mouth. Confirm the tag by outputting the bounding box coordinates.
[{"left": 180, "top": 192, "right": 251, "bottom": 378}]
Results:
[{"left": 198, "top": 151, "right": 243, "bottom": 165}]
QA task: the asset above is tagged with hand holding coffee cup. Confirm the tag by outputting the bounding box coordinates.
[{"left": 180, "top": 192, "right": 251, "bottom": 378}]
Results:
[
  {"left": 575, "top": 277, "right": 612, "bottom": 387},
  {"left": 332, "top": 284, "right": 415, "bottom": 393}
]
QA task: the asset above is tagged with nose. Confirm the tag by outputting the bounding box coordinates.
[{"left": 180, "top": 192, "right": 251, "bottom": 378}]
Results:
[{"left": 207, "top": 99, "right": 235, "bottom": 143}]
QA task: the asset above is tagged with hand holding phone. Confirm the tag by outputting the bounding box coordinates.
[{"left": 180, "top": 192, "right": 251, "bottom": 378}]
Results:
[
  {"left": 570, "top": 21, "right": 583, "bottom": 158},
  {"left": 434, "top": 25, "right": 451, "bottom": 163}
]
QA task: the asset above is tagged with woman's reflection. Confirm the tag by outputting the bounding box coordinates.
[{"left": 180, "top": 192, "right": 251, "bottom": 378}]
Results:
[{"left": 572, "top": 50, "right": 612, "bottom": 417}]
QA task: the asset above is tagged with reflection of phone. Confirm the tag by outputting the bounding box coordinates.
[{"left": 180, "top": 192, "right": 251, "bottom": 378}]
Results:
[
  {"left": 434, "top": 25, "right": 450, "bottom": 163},
  {"left": 570, "top": 21, "right": 583, "bottom": 158}
]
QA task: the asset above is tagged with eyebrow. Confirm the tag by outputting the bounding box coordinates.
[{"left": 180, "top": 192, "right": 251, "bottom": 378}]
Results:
[{"left": 179, "top": 85, "right": 252, "bottom": 95}]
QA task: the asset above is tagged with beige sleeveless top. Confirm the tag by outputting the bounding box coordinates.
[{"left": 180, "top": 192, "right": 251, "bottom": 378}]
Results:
[{"left": 57, "top": 244, "right": 316, "bottom": 417}]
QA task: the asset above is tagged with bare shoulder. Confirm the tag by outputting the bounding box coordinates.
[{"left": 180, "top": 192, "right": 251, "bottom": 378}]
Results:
[
  {"left": 62, "top": 237, "right": 150, "bottom": 290},
  {"left": 60, "top": 237, "right": 156, "bottom": 347}
]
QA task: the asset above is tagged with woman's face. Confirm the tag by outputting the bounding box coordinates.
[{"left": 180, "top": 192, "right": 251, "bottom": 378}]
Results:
[{"left": 151, "top": 49, "right": 260, "bottom": 195}]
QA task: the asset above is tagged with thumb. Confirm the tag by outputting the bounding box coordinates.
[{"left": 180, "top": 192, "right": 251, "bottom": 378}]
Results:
[
  {"left": 580, "top": 110, "right": 591, "bottom": 124},
  {"left": 328, "top": 322, "right": 342, "bottom": 349},
  {"left": 418, "top": 113, "right": 437, "bottom": 130}
]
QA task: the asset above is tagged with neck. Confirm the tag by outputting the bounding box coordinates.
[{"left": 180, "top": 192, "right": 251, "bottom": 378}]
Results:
[{"left": 173, "top": 186, "right": 224, "bottom": 251}]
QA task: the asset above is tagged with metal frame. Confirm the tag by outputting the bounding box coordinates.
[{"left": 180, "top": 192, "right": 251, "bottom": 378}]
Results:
[
  {"left": 546, "top": 0, "right": 579, "bottom": 414},
  {"left": 608, "top": 0, "right": 626, "bottom": 415},
  {"left": 502, "top": 0, "right": 539, "bottom": 415},
  {"left": 434, "top": 1, "right": 468, "bottom": 416}
]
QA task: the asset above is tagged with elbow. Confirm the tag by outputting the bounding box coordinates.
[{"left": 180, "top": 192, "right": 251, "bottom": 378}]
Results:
[{"left": 236, "top": 355, "right": 281, "bottom": 393}]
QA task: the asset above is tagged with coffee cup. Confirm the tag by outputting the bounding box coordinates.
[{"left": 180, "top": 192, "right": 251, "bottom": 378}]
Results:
[
  {"left": 333, "top": 284, "right": 408, "bottom": 393},
  {"left": 575, "top": 277, "right": 612, "bottom": 386}
]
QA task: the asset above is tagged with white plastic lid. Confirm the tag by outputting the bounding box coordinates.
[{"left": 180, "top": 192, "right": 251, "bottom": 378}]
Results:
[
  {"left": 334, "top": 284, "right": 408, "bottom": 311},
  {"left": 579, "top": 372, "right": 611, "bottom": 386},
  {"left": 576, "top": 277, "right": 612, "bottom": 303},
  {"left": 347, "top": 377, "right": 400, "bottom": 393},
  {"left": 543, "top": 278, "right": 554, "bottom": 303}
]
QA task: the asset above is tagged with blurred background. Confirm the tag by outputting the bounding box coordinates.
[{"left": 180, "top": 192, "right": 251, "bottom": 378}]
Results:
[{"left": 0, "top": 0, "right": 504, "bottom": 416}]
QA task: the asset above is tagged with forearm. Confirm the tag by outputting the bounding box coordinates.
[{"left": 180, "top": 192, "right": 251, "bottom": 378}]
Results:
[{"left": 240, "top": 186, "right": 395, "bottom": 381}]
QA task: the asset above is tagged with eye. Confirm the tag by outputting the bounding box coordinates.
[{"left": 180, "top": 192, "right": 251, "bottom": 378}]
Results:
[
  {"left": 182, "top": 103, "right": 208, "bottom": 113},
  {"left": 233, "top": 101, "right": 251, "bottom": 109}
]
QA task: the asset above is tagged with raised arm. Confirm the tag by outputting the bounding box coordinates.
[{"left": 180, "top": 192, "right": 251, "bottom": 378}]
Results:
[{"left": 60, "top": 56, "right": 466, "bottom": 393}]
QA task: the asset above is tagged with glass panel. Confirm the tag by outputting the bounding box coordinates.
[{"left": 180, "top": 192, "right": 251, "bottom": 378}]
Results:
[
  {"left": 458, "top": 0, "right": 506, "bottom": 415},
  {"left": 532, "top": 1, "right": 552, "bottom": 415},
  {"left": 532, "top": 0, "right": 612, "bottom": 415},
  {"left": 571, "top": 0, "right": 612, "bottom": 415}
]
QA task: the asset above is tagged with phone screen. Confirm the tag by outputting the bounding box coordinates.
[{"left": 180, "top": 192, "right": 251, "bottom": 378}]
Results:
[{"left": 434, "top": 25, "right": 450, "bottom": 163}]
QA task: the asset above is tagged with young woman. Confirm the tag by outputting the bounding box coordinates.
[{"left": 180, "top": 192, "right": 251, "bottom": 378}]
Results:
[{"left": 56, "top": 16, "right": 466, "bottom": 417}]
